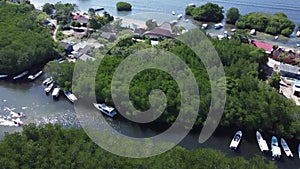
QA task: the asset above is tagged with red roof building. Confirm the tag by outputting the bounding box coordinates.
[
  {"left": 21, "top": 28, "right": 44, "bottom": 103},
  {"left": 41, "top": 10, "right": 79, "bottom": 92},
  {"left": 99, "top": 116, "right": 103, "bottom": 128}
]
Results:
[{"left": 251, "top": 40, "right": 274, "bottom": 54}]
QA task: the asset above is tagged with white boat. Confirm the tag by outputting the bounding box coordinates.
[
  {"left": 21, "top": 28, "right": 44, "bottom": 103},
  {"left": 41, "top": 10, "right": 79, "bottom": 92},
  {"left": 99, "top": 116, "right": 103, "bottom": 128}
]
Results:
[
  {"left": 231, "top": 29, "right": 236, "bottom": 32},
  {"left": 177, "top": 14, "right": 183, "bottom": 20},
  {"left": 297, "top": 44, "right": 300, "bottom": 47},
  {"left": 281, "top": 138, "right": 293, "bottom": 157},
  {"left": 229, "top": 130, "right": 242, "bottom": 150},
  {"left": 28, "top": 70, "right": 43, "bottom": 81},
  {"left": 93, "top": 103, "right": 117, "bottom": 117},
  {"left": 187, "top": 3, "right": 196, "bottom": 7},
  {"left": 271, "top": 136, "right": 281, "bottom": 159},
  {"left": 170, "top": 20, "right": 178, "bottom": 25},
  {"left": 64, "top": 91, "right": 78, "bottom": 103},
  {"left": 250, "top": 29, "right": 256, "bottom": 35},
  {"left": 0, "top": 75, "right": 8, "bottom": 78},
  {"left": 0, "top": 118, "right": 22, "bottom": 127},
  {"left": 214, "top": 23, "right": 223, "bottom": 29},
  {"left": 201, "top": 23, "right": 208, "bottom": 29},
  {"left": 44, "top": 82, "right": 54, "bottom": 94},
  {"left": 275, "top": 36, "right": 279, "bottom": 40},
  {"left": 171, "top": 11, "right": 176, "bottom": 15},
  {"left": 298, "top": 144, "right": 300, "bottom": 159},
  {"left": 185, "top": 19, "right": 189, "bottom": 23},
  {"left": 52, "top": 87, "right": 60, "bottom": 98},
  {"left": 296, "top": 31, "right": 300, "bottom": 37},
  {"left": 256, "top": 131, "right": 269, "bottom": 152},
  {"left": 5, "top": 107, "right": 26, "bottom": 118},
  {"left": 42, "top": 77, "right": 53, "bottom": 85},
  {"left": 12, "top": 118, "right": 23, "bottom": 126},
  {"left": 13, "top": 71, "right": 29, "bottom": 80}
]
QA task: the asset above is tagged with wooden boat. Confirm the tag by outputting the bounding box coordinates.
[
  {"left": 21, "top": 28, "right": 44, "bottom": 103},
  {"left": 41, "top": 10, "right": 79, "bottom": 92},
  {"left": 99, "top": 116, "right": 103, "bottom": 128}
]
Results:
[
  {"left": 93, "top": 103, "right": 117, "bottom": 117},
  {"left": 256, "top": 131, "right": 269, "bottom": 152},
  {"left": 95, "top": 7, "right": 104, "bottom": 11},
  {"left": 52, "top": 87, "right": 60, "bottom": 99},
  {"left": 63, "top": 91, "right": 78, "bottom": 103},
  {"left": 229, "top": 130, "right": 242, "bottom": 150},
  {"left": 281, "top": 138, "right": 293, "bottom": 157},
  {"left": 271, "top": 136, "right": 281, "bottom": 159},
  {"left": 28, "top": 70, "right": 43, "bottom": 81},
  {"left": 13, "top": 71, "right": 29, "bottom": 80}
]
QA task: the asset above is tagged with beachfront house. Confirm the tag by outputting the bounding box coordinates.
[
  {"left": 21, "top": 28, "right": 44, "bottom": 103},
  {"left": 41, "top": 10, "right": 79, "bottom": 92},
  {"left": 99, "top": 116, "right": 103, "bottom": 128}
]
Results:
[
  {"left": 272, "top": 48, "right": 300, "bottom": 64},
  {"left": 251, "top": 40, "right": 274, "bottom": 54},
  {"left": 143, "top": 22, "right": 175, "bottom": 39},
  {"left": 58, "top": 42, "right": 73, "bottom": 54}
]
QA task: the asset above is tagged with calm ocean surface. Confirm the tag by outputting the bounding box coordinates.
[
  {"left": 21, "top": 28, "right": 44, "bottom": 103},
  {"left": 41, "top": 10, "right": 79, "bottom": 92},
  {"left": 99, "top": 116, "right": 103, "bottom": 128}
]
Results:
[{"left": 31, "top": 0, "right": 300, "bottom": 24}]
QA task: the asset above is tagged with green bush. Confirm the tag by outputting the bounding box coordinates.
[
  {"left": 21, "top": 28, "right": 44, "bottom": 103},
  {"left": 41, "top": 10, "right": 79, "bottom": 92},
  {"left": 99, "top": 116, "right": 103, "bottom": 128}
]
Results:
[
  {"left": 116, "top": 1, "right": 132, "bottom": 11},
  {"left": 185, "top": 2, "right": 224, "bottom": 22}
]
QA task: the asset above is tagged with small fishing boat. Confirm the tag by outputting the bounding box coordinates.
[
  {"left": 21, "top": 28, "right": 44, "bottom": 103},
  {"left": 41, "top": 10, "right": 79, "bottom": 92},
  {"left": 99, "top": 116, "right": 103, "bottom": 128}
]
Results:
[
  {"left": 250, "top": 29, "right": 256, "bottom": 35},
  {"left": 177, "top": 14, "right": 183, "bottom": 20},
  {"left": 171, "top": 11, "right": 176, "bottom": 15},
  {"left": 271, "top": 136, "right": 281, "bottom": 159},
  {"left": 231, "top": 29, "right": 236, "bottom": 32},
  {"left": 63, "top": 91, "right": 78, "bottom": 103},
  {"left": 44, "top": 82, "right": 54, "bottom": 94},
  {"left": 256, "top": 131, "right": 269, "bottom": 152},
  {"left": 0, "top": 75, "right": 8, "bottom": 79},
  {"left": 28, "top": 70, "right": 43, "bottom": 81},
  {"left": 185, "top": 19, "right": 189, "bottom": 23},
  {"left": 296, "top": 31, "right": 300, "bottom": 37},
  {"left": 170, "top": 20, "right": 178, "bottom": 25},
  {"left": 214, "top": 23, "right": 223, "bottom": 29},
  {"left": 5, "top": 107, "right": 26, "bottom": 118},
  {"left": 52, "top": 87, "right": 60, "bottom": 99},
  {"left": 275, "top": 36, "right": 279, "bottom": 40},
  {"left": 42, "top": 77, "right": 53, "bottom": 86},
  {"left": 201, "top": 24, "right": 208, "bottom": 30},
  {"left": 298, "top": 144, "right": 300, "bottom": 159},
  {"left": 13, "top": 71, "right": 29, "bottom": 80},
  {"left": 297, "top": 44, "right": 300, "bottom": 47},
  {"left": 93, "top": 103, "right": 117, "bottom": 117},
  {"left": 281, "top": 138, "right": 293, "bottom": 157},
  {"left": 187, "top": 3, "right": 196, "bottom": 7},
  {"left": 229, "top": 130, "right": 242, "bottom": 150},
  {"left": 95, "top": 7, "right": 104, "bottom": 11}
]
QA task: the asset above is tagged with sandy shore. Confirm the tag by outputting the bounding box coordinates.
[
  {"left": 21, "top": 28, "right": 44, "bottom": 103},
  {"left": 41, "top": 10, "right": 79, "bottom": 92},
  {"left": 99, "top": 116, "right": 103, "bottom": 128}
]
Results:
[{"left": 117, "top": 17, "right": 147, "bottom": 29}]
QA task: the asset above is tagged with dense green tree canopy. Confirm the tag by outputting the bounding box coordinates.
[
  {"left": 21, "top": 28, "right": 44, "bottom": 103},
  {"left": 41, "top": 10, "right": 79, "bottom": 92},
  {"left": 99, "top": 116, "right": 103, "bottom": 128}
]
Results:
[
  {"left": 235, "top": 12, "right": 295, "bottom": 36},
  {"left": 185, "top": 3, "right": 224, "bottom": 22},
  {"left": 0, "top": 2, "right": 55, "bottom": 76},
  {"left": 45, "top": 29, "right": 300, "bottom": 139},
  {"left": 226, "top": 7, "right": 240, "bottom": 24},
  {"left": 116, "top": 1, "right": 132, "bottom": 11},
  {"left": 0, "top": 124, "right": 277, "bottom": 169}
]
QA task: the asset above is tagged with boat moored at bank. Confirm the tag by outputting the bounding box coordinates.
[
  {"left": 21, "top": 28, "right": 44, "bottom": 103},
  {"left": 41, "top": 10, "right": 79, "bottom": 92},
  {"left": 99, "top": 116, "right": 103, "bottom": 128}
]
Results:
[
  {"left": 256, "top": 131, "right": 269, "bottom": 152},
  {"left": 281, "top": 138, "right": 293, "bottom": 157},
  {"left": 229, "top": 130, "right": 242, "bottom": 150},
  {"left": 28, "top": 70, "right": 43, "bottom": 81},
  {"left": 271, "top": 136, "right": 281, "bottom": 159},
  {"left": 13, "top": 71, "right": 29, "bottom": 80},
  {"left": 63, "top": 91, "right": 78, "bottom": 103}
]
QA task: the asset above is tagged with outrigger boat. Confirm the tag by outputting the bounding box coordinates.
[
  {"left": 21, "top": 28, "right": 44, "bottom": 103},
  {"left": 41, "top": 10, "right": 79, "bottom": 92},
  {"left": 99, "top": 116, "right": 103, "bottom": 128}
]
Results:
[
  {"left": 271, "top": 136, "right": 281, "bottom": 159},
  {"left": 256, "top": 131, "right": 269, "bottom": 152},
  {"left": 44, "top": 82, "right": 54, "bottom": 94},
  {"left": 5, "top": 107, "right": 26, "bottom": 118},
  {"left": 281, "top": 138, "right": 293, "bottom": 157},
  {"left": 52, "top": 87, "right": 60, "bottom": 99},
  {"left": 13, "top": 71, "right": 29, "bottom": 80},
  {"left": 42, "top": 77, "right": 53, "bottom": 86},
  {"left": 229, "top": 130, "right": 242, "bottom": 150}
]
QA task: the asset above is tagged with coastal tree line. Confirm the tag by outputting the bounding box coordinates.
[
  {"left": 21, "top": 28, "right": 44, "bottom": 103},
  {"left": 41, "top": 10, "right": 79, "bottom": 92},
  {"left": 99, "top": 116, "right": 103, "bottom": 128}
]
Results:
[
  {"left": 0, "top": 124, "right": 277, "bottom": 168},
  {"left": 185, "top": 2, "right": 296, "bottom": 37},
  {"left": 0, "top": 1, "right": 56, "bottom": 75},
  {"left": 45, "top": 29, "right": 300, "bottom": 140}
]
